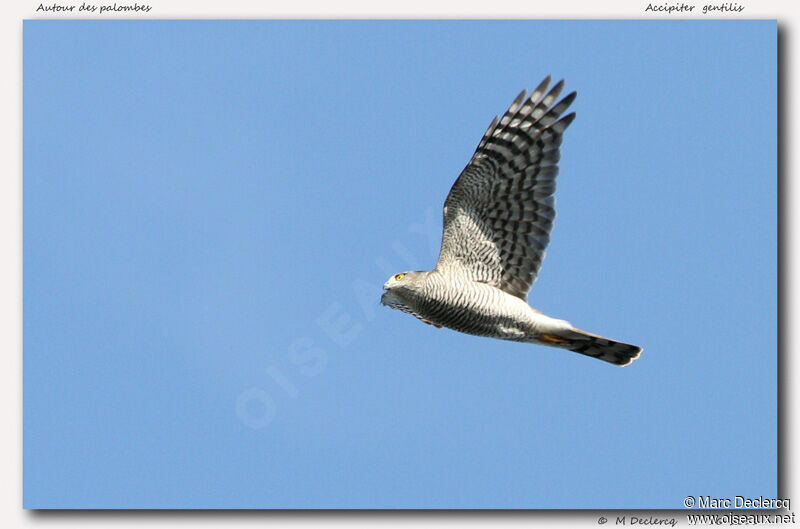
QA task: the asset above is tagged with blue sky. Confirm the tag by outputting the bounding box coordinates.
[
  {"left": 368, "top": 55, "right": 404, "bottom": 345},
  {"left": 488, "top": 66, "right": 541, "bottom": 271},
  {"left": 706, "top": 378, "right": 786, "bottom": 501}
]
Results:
[{"left": 24, "top": 20, "right": 776, "bottom": 508}]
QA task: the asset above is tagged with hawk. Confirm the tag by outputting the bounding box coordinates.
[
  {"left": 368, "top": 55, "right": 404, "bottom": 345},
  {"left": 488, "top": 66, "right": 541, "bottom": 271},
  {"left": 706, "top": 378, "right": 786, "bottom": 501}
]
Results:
[{"left": 381, "top": 77, "right": 642, "bottom": 366}]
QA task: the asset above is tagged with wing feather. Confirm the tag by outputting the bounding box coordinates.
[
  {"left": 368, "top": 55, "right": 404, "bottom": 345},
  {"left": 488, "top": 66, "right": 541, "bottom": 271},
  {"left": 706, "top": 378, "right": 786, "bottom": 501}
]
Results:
[{"left": 435, "top": 78, "right": 577, "bottom": 300}]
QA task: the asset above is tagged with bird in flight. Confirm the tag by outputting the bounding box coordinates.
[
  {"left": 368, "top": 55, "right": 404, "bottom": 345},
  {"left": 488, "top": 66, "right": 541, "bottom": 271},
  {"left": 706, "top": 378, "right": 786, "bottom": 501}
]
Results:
[{"left": 381, "top": 77, "right": 642, "bottom": 366}]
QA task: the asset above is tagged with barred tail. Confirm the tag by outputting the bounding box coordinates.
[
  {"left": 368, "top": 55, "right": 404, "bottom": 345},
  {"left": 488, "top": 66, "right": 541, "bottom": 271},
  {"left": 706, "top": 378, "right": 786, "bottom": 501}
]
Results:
[{"left": 539, "top": 328, "right": 642, "bottom": 366}]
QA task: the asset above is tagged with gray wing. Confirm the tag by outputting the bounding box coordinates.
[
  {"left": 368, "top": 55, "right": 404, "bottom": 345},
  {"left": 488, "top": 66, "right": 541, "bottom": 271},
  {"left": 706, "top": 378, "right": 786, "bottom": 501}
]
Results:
[{"left": 434, "top": 77, "right": 576, "bottom": 300}]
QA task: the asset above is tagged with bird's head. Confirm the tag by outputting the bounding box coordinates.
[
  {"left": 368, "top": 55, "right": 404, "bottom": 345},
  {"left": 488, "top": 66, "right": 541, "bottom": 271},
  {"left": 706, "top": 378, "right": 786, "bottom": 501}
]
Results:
[{"left": 381, "top": 271, "right": 426, "bottom": 310}]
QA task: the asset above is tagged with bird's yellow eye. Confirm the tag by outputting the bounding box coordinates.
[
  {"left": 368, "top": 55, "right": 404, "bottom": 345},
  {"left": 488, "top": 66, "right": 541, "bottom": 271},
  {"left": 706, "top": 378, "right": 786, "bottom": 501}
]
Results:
[{"left": 394, "top": 273, "right": 405, "bottom": 281}]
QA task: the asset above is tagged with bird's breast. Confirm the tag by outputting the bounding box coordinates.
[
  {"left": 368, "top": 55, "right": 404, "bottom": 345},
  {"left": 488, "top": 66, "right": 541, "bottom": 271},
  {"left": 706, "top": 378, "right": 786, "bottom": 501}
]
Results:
[{"left": 415, "top": 274, "right": 537, "bottom": 339}]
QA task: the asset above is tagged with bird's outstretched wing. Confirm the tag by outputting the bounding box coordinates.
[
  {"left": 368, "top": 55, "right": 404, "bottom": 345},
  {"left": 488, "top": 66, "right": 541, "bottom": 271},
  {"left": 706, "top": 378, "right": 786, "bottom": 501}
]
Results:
[{"left": 435, "top": 77, "right": 576, "bottom": 300}]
